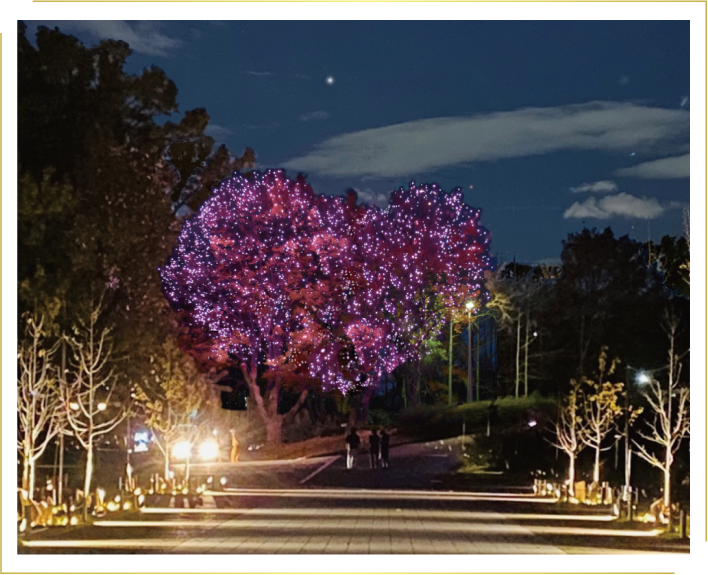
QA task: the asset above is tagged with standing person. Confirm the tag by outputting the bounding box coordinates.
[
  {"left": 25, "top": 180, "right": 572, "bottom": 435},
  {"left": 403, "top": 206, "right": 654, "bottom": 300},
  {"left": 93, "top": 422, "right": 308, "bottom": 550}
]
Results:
[
  {"left": 369, "top": 429, "right": 380, "bottom": 469},
  {"left": 345, "top": 427, "right": 361, "bottom": 469},
  {"left": 379, "top": 428, "right": 390, "bottom": 469},
  {"left": 230, "top": 429, "right": 240, "bottom": 463}
]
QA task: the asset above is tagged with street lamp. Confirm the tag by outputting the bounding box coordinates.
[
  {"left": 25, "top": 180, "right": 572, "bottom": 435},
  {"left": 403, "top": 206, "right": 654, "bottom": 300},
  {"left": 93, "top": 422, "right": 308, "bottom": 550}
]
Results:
[{"left": 466, "top": 301, "right": 475, "bottom": 403}]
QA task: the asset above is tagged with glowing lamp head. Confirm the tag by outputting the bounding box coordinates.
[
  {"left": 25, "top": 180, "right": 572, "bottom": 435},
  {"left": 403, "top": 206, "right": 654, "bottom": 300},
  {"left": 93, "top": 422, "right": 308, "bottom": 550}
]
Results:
[
  {"left": 198, "top": 440, "right": 220, "bottom": 461},
  {"left": 636, "top": 372, "right": 651, "bottom": 385},
  {"left": 97, "top": 402, "right": 107, "bottom": 411},
  {"left": 171, "top": 441, "right": 191, "bottom": 460},
  {"left": 465, "top": 301, "right": 475, "bottom": 310},
  {"left": 69, "top": 402, "right": 80, "bottom": 411}
]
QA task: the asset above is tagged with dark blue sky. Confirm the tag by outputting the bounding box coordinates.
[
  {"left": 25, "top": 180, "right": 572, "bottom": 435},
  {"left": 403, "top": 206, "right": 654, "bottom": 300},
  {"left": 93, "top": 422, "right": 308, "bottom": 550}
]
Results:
[{"left": 28, "top": 20, "right": 690, "bottom": 264}]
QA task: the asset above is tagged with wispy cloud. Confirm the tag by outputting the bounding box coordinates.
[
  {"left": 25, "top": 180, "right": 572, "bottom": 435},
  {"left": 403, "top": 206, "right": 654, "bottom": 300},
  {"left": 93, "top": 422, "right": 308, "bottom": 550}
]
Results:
[
  {"left": 491, "top": 206, "right": 563, "bottom": 212},
  {"left": 614, "top": 154, "right": 690, "bottom": 179},
  {"left": 564, "top": 193, "right": 664, "bottom": 220},
  {"left": 283, "top": 101, "right": 689, "bottom": 178},
  {"left": 245, "top": 121, "right": 280, "bottom": 131},
  {"left": 49, "top": 21, "right": 182, "bottom": 57},
  {"left": 246, "top": 70, "right": 274, "bottom": 77},
  {"left": 205, "top": 123, "right": 233, "bottom": 139},
  {"left": 351, "top": 187, "right": 391, "bottom": 208},
  {"left": 300, "top": 110, "right": 331, "bottom": 122},
  {"left": 570, "top": 180, "right": 618, "bottom": 194}
]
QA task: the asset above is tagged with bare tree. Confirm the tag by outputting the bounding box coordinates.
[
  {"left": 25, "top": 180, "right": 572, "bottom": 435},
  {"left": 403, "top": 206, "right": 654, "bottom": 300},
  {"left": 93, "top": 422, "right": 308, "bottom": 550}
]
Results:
[
  {"left": 548, "top": 381, "right": 585, "bottom": 496},
  {"left": 633, "top": 314, "right": 689, "bottom": 516},
  {"left": 61, "top": 297, "right": 127, "bottom": 520},
  {"left": 17, "top": 314, "right": 63, "bottom": 498},
  {"left": 577, "top": 347, "right": 624, "bottom": 484}
]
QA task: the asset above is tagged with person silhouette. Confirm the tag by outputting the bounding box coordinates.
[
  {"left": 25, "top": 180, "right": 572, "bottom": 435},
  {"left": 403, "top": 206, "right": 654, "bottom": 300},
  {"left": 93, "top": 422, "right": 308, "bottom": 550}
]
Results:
[
  {"left": 379, "top": 429, "right": 390, "bottom": 469},
  {"left": 345, "top": 427, "right": 361, "bottom": 469},
  {"left": 369, "top": 429, "right": 380, "bottom": 469}
]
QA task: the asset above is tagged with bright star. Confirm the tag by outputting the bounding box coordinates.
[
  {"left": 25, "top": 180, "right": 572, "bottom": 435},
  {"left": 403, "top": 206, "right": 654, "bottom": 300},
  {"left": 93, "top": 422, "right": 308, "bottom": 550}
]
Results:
[{"left": 326, "top": 76, "right": 335, "bottom": 85}]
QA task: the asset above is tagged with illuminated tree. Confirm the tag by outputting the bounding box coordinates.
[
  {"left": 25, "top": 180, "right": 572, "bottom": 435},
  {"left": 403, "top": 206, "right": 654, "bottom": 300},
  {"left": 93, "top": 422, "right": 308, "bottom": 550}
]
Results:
[
  {"left": 134, "top": 339, "right": 217, "bottom": 478},
  {"left": 376, "top": 183, "right": 494, "bottom": 406},
  {"left": 162, "top": 171, "right": 343, "bottom": 443},
  {"left": 161, "top": 172, "right": 493, "bottom": 437},
  {"left": 548, "top": 381, "right": 585, "bottom": 496},
  {"left": 61, "top": 297, "right": 127, "bottom": 519},
  {"left": 577, "top": 347, "right": 625, "bottom": 484},
  {"left": 633, "top": 312, "right": 689, "bottom": 516},
  {"left": 17, "top": 314, "right": 62, "bottom": 497}
]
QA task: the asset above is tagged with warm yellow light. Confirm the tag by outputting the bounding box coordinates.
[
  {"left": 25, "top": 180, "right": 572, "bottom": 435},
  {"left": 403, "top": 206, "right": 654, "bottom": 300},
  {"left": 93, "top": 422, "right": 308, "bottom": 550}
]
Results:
[
  {"left": 97, "top": 402, "right": 107, "bottom": 411},
  {"left": 198, "top": 440, "right": 220, "bottom": 460},
  {"left": 172, "top": 440, "right": 191, "bottom": 460},
  {"left": 69, "top": 402, "right": 80, "bottom": 411},
  {"left": 465, "top": 301, "right": 475, "bottom": 310}
]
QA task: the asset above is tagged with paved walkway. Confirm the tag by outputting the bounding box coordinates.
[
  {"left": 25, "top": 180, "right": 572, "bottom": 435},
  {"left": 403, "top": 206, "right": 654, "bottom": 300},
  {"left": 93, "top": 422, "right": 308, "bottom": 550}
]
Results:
[{"left": 18, "top": 440, "right": 689, "bottom": 555}]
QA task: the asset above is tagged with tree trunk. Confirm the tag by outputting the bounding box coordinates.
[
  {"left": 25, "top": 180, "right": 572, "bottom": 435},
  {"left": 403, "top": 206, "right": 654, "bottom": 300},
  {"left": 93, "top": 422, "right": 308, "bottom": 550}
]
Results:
[
  {"left": 164, "top": 450, "right": 170, "bottom": 480},
  {"left": 568, "top": 453, "right": 576, "bottom": 496},
  {"left": 22, "top": 452, "right": 30, "bottom": 493},
  {"left": 593, "top": 435, "right": 600, "bottom": 484},
  {"left": 663, "top": 458, "right": 671, "bottom": 510},
  {"left": 359, "top": 383, "right": 378, "bottom": 423},
  {"left": 264, "top": 417, "right": 283, "bottom": 445},
  {"left": 83, "top": 443, "right": 94, "bottom": 521},
  {"left": 29, "top": 457, "right": 36, "bottom": 498}
]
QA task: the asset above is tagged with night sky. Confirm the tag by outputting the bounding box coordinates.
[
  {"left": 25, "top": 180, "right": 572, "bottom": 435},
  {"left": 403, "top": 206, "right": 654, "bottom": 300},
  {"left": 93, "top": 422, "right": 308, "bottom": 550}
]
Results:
[{"left": 26, "top": 20, "right": 690, "bottom": 265}]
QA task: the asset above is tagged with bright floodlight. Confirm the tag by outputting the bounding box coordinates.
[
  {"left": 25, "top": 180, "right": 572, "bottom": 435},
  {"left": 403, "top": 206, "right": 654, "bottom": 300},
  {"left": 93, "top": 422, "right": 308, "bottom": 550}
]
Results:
[
  {"left": 172, "top": 441, "right": 191, "bottom": 460},
  {"left": 198, "top": 440, "right": 220, "bottom": 461},
  {"left": 636, "top": 372, "right": 651, "bottom": 385},
  {"left": 97, "top": 402, "right": 107, "bottom": 411},
  {"left": 465, "top": 301, "right": 475, "bottom": 310}
]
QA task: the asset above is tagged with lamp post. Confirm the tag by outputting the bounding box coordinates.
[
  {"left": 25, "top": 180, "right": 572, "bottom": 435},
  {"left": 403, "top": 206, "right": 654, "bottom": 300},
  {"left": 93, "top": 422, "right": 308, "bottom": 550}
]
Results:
[{"left": 466, "top": 301, "right": 475, "bottom": 403}]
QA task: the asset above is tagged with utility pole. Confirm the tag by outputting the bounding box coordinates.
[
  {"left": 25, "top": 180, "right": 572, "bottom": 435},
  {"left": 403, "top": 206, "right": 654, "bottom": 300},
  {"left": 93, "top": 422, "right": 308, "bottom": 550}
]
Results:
[
  {"left": 524, "top": 310, "right": 530, "bottom": 397},
  {"left": 468, "top": 312, "right": 472, "bottom": 403},
  {"left": 475, "top": 319, "right": 480, "bottom": 402},
  {"left": 448, "top": 320, "right": 453, "bottom": 406}
]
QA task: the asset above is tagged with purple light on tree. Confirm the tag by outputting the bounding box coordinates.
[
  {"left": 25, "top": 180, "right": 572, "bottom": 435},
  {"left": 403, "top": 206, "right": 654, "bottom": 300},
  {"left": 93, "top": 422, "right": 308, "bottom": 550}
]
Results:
[{"left": 160, "top": 170, "right": 494, "bottom": 441}]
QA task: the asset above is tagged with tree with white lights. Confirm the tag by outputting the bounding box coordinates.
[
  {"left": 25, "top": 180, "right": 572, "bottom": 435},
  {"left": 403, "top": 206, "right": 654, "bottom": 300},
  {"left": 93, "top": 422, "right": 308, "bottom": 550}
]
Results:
[
  {"left": 61, "top": 297, "right": 127, "bottom": 519},
  {"left": 548, "top": 381, "right": 585, "bottom": 496},
  {"left": 633, "top": 312, "right": 689, "bottom": 516},
  {"left": 17, "top": 314, "right": 63, "bottom": 497}
]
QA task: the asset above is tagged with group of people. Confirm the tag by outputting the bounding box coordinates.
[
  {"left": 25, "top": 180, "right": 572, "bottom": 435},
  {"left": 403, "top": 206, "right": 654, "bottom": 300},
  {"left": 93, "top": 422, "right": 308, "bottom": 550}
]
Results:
[{"left": 344, "top": 427, "right": 390, "bottom": 470}]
